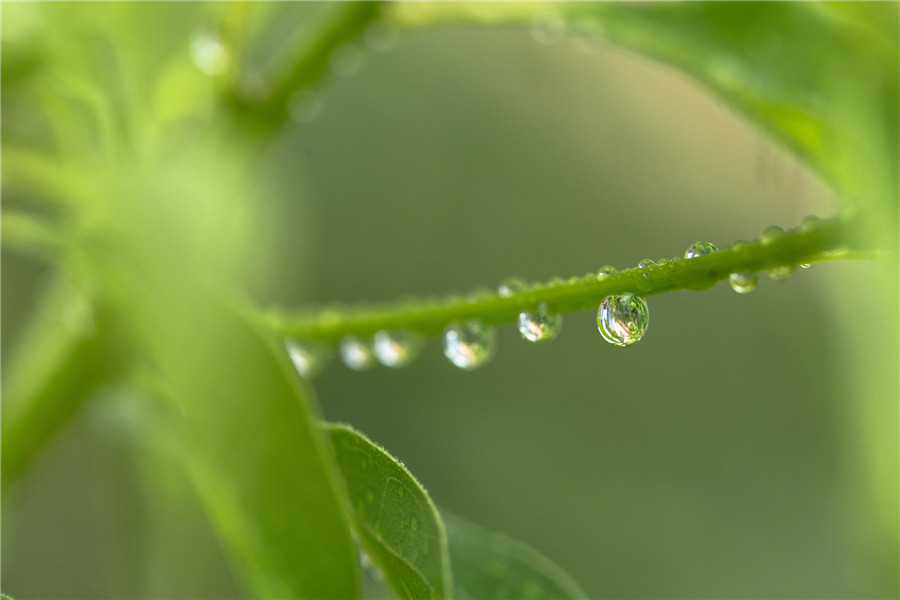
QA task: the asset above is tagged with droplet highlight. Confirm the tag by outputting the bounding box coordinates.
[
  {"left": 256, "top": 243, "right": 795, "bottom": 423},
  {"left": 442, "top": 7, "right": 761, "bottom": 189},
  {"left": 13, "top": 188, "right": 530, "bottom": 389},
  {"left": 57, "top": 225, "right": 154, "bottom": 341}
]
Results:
[
  {"left": 729, "top": 272, "right": 759, "bottom": 294},
  {"left": 190, "top": 27, "right": 230, "bottom": 76},
  {"left": 799, "top": 263, "right": 811, "bottom": 269},
  {"left": 285, "top": 339, "right": 328, "bottom": 379},
  {"left": 596, "top": 265, "right": 616, "bottom": 280},
  {"left": 339, "top": 336, "right": 374, "bottom": 371},
  {"left": 517, "top": 303, "right": 561, "bottom": 343},
  {"left": 768, "top": 265, "right": 795, "bottom": 282},
  {"left": 373, "top": 330, "right": 424, "bottom": 368},
  {"left": 442, "top": 320, "right": 496, "bottom": 370},
  {"left": 597, "top": 293, "right": 649, "bottom": 347},
  {"left": 498, "top": 276, "right": 526, "bottom": 298},
  {"left": 684, "top": 241, "right": 718, "bottom": 259}
]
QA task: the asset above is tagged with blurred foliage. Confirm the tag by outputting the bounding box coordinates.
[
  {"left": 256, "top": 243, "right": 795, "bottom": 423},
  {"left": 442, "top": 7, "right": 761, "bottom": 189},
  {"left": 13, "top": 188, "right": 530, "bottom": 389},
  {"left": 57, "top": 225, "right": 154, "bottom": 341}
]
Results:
[{"left": 1, "top": 2, "right": 897, "bottom": 599}]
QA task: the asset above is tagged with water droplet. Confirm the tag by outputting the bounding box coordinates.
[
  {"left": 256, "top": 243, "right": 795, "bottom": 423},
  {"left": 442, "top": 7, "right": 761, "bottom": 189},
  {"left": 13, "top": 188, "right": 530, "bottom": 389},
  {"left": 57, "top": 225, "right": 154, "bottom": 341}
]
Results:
[
  {"left": 498, "top": 276, "right": 526, "bottom": 298},
  {"left": 800, "top": 215, "right": 823, "bottom": 231},
  {"left": 530, "top": 11, "right": 566, "bottom": 45},
  {"left": 548, "top": 277, "right": 565, "bottom": 287},
  {"left": 799, "top": 263, "right": 811, "bottom": 269},
  {"left": 288, "top": 89, "right": 323, "bottom": 123},
  {"left": 329, "top": 43, "right": 363, "bottom": 77},
  {"left": 373, "top": 330, "right": 423, "bottom": 368},
  {"left": 760, "top": 225, "right": 785, "bottom": 244},
  {"left": 567, "top": 276, "right": 580, "bottom": 284},
  {"left": 467, "top": 286, "right": 492, "bottom": 303},
  {"left": 729, "top": 272, "right": 759, "bottom": 294},
  {"left": 340, "top": 336, "right": 374, "bottom": 371},
  {"left": 597, "top": 293, "right": 649, "bottom": 347},
  {"left": 285, "top": 339, "right": 328, "bottom": 378},
  {"left": 596, "top": 266, "right": 616, "bottom": 280},
  {"left": 638, "top": 259, "right": 655, "bottom": 269},
  {"left": 190, "top": 26, "right": 230, "bottom": 76},
  {"left": 442, "top": 320, "right": 496, "bottom": 370},
  {"left": 731, "top": 240, "right": 750, "bottom": 251},
  {"left": 517, "top": 303, "right": 561, "bottom": 343},
  {"left": 768, "top": 265, "right": 795, "bottom": 281},
  {"left": 684, "top": 241, "right": 718, "bottom": 259}
]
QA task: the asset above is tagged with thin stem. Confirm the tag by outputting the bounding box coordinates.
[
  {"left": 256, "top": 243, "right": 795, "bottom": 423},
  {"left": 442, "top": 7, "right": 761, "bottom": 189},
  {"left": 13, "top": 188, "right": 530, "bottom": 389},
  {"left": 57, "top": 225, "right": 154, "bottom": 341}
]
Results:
[
  {"left": 263, "top": 215, "right": 885, "bottom": 344},
  {"left": 226, "top": 1, "right": 382, "bottom": 136}
]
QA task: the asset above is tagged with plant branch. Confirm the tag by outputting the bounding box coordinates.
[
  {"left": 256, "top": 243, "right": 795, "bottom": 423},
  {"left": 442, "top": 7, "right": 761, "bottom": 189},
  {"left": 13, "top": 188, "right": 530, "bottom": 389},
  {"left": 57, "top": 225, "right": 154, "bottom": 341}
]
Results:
[
  {"left": 263, "top": 215, "right": 886, "bottom": 344},
  {"left": 226, "top": 0, "right": 382, "bottom": 136}
]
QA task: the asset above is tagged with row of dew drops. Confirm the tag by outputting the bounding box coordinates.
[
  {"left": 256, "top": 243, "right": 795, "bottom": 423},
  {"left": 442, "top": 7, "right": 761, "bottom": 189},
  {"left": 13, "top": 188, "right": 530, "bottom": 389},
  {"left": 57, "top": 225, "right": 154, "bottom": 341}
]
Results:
[{"left": 286, "top": 223, "right": 814, "bottom": 378}]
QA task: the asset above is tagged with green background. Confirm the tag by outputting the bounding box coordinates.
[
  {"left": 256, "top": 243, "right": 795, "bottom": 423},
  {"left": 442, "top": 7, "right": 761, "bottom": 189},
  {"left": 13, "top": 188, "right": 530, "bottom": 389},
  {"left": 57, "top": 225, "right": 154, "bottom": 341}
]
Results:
[{"left": 2, "top": 3, "right": 897, "bottom": 598}]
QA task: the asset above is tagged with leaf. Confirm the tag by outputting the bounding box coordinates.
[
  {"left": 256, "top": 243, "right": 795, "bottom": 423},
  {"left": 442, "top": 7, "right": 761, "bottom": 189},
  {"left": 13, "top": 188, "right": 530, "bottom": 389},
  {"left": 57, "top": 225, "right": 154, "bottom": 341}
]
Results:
[
  {"left": 326, "top": 423, "right": 453, "bottom": 599},
  {"left": 75, "top": 147, "right": 362, "bottom": 598},
  {"left": 442, "top": 512, "right": 587, "bottom": 600},
  {"left": 392, "top": 2, "right": 898, "bottom": 224}
]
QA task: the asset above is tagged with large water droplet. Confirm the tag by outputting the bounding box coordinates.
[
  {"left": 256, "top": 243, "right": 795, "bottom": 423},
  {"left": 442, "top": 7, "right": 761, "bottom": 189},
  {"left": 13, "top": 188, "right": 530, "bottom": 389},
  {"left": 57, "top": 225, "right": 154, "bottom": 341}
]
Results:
[
  {"left": 190, "top": 26, "right": 230, "bottom": 76},
  {"left": 760, "top": 225, "right": 784, "bottom": 244},
  {"left": 373, "top": 330, "right": 423, "bottom": 368},
  {"left": 729, "top": 272, "right": 759, "bottom": 294},
  {"left": 517, "top": 303, "right": 561, "bottom": 343},
  {"left": 340, "top": 336, "right": 374, "bottom": 371},
  {"left": 442, "top": 320, "right": 496, "bottom": 370},
  {"left": 498, "top": 276, "right": 526, "bottom": 298},
  {"left": 684, "top": 241, "right": 718, "bottom": 259},
  {"left": 596, "top": 265, "right": 616, "bottom": 280},
  {"left": 768, "top": 265, "right": 795, "bottom": 281},
  {"left": 285, "top": 339, "right": 328, "bottom": 378},
  {"left": 597, "top": 293, "right": 649, "bottom": 347}
]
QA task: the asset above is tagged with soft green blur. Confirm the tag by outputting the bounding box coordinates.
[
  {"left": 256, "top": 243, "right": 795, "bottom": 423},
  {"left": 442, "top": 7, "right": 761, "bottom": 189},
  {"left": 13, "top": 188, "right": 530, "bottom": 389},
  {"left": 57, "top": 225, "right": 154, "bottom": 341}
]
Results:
[{"left": 2, "top": 2, "right": 897, "bottom": 599}]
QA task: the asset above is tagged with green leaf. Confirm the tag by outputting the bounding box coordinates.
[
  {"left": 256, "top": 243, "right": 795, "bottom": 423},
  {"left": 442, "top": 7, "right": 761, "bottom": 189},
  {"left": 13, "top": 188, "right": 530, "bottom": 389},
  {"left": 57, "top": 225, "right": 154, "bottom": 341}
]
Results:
[
  {"left": 326, "top": 423, "right": 453, "bottom": 599},
  {"left": 442, "top": 512, "right": 587, "bottom": 600},
  {"left": 392, "top": 2, "right": 898, "bottom": 226}
]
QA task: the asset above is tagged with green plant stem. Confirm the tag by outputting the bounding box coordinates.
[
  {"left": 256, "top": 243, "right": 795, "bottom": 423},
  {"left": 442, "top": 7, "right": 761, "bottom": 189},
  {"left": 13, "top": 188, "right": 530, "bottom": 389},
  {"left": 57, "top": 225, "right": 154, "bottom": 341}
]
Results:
[
  {"left": 265, "top": 215, "right": 885, "bottom": 344},
  {"left": 1, "top": 279, "right": 115, "bottom": 492},
  {"left": 227, "top": 0, "right": 382, "bottom": 136}
]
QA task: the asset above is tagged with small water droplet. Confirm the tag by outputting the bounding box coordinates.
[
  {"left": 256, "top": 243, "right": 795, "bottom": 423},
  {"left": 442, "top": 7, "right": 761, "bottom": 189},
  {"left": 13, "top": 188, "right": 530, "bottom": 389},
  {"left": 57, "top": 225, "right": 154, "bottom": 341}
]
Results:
[
  {"left": 760, "top": 225, "right": 785, "bottom": 244},
  {"left": 684, "top": 241, "right": 719, "bottom": 259},
  {"left": 729, "top": 272, "right": 759, "bottom": 294},
  {"left": 596, "top": 266, "right": 616, "bottom": 280},
  {"left": 329, "top": 43, "right": 363, "bottom": 77},
  {"left": 638, "top": 259, "right": 655, "bottom": 269},
  {"left": 657, "top": 258, "right": 670, "bottom": 266},
  {"left": 731, "top": 240, "right": 750, "bottom": 251},
  {"left": 467, "top": 286, "right": 492, "bottom": 303},
  {"left": 285, "top": 339, "right": 328, "bottom": 378},
  {"left": 800, "top": 215, "right": 823, "bottom": 231},
  {"left": 530, "top": 11, "right": 566, "bottom": 45},
  {"left": 517, "top": 302, "right": 561, "bottom": 343},
  {"left": 340, "top": 336, "right": 374, "bottom": 371},
  {"left": 567, "top": 276, "right": 580, "bottom": 285},
  {"left": 597, "top": 293, "right": 649, "bottom": 347},
  {"left": 442, "top": 320, "right": 496, "bottom": 370},
  {"left": 289, "top": 89, "right": 323, "bottom": 123},
  {"left": 799, "top": 263, "right": 811, "bottom": 269},
  {"left": 373, "top": 330, "right": 424, "bottom": 368},
  {"left": 410, "top": 516, "right": 419, "bottom": 534},
  {"left": 190, "top": 26, "right": 230, "bottom": 76},
  {"left": 548, "top": 277, "right": 565, "bottom": 287},
  {"left": 498, "top": 276, "right": 526, "bottom": 298},
  {"left": 768, "top": 265, "right": 795, "bottom": 281},
  {"left": 359, "top": 550, "right": 375, "bottom": 569}
]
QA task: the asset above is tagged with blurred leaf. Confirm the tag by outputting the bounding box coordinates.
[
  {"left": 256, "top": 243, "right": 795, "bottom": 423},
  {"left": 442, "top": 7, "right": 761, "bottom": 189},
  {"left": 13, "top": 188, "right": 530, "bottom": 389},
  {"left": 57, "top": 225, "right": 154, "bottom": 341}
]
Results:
[
  {"left": 392, "top": 2, "right": 898, "bottom": 226},
  {"left": 1, "top": 278, "right": 109, "bottom": 492},
  {"left": 442, "top": 512, "right": 587, "bottom": 600},
  {"left": 327, "top": 423, "right": 453, "bottom": 599}
]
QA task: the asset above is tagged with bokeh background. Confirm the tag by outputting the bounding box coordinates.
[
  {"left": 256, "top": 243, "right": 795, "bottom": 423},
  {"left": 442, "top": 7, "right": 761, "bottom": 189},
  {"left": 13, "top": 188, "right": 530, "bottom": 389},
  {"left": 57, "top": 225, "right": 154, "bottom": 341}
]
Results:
[{"left": 3, "top": 3, "right": 897, "bottom": 598}]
